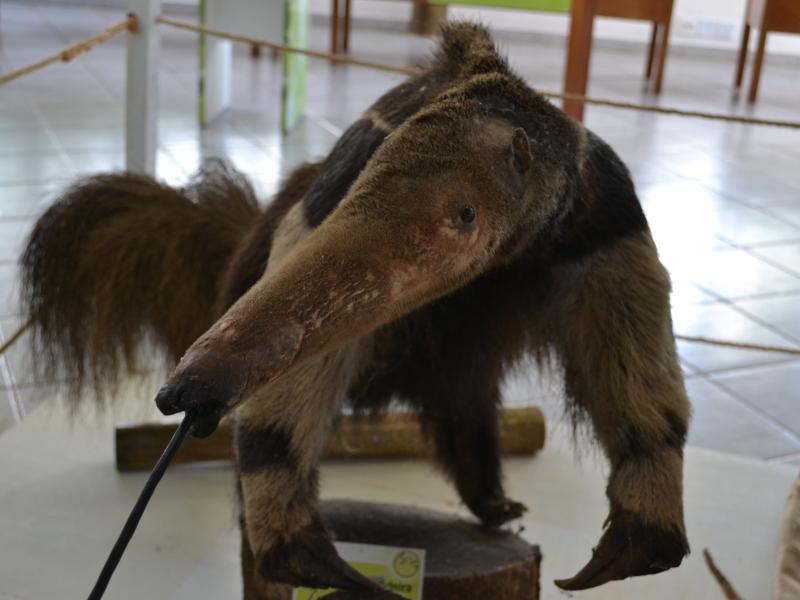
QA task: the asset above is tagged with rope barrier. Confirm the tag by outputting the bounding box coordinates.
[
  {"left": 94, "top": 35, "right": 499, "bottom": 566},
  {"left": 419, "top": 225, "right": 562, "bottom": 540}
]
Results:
[
  {"left": 155, "top": 16, "right": 422, "bottom": 77},
  {"left": 548, "top": 92, "right": 800, "bottom": 129},
  {"left": 156, "top": 16, "right": 800, "bottom": 130},
  {"left": 0, "top": 319, "right": 33, "bottom": 357},
  {"left": 0, "top": 15, "right": 138, "bottom": 86}
]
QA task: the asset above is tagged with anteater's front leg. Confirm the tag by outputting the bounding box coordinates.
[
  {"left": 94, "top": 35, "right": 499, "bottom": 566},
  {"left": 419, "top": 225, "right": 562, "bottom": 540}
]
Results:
[
  {"left": 549, "top": 233, "right": 691, "bottom": 590},
  {"left": 233, "top": 344, "right": 389, "bottom": 595}
]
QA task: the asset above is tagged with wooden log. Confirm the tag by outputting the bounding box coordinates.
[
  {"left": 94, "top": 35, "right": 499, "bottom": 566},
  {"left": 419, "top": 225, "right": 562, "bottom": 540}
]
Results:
[
  {"left": 115, "top": 406, "right": 545, "bottom": 471},
  {"left": 256, "top": 500, "right": 541, "bottom": 599}
]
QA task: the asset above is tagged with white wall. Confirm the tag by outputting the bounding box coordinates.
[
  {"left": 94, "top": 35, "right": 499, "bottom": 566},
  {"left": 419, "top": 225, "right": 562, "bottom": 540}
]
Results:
[{"left": 310, "top": 0, "right": 800, "bottom": 56}]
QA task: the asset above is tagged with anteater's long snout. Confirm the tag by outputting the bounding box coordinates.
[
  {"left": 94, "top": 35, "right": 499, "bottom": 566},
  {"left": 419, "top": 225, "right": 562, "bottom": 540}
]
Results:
[
  {"left": 155, "top": 215, "right": 395, "bottom": 436},
  {"left": 154, "top": 320, "right": 306, "bottom": 436}
]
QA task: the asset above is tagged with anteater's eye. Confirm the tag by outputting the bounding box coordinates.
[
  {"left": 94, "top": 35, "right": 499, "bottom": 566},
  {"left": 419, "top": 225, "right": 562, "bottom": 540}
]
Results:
[{"left": 460, "top": 205, "right": 476, "bottom": 224}]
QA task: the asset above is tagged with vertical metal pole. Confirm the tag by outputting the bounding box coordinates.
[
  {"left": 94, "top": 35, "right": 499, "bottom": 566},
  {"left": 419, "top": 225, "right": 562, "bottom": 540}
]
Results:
[
  {"left": 126, "top": 0, "right": 160, "bottom": 175},
  {"left": 203, "top": 0, "right": 232, "bottom": 125},
  {"left": 203, "top": 37, "right": 232, "bottom": 124}
]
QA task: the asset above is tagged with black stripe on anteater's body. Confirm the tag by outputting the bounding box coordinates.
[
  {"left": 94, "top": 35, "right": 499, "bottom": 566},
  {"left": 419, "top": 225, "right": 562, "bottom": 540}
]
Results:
[{"left": 21, "top": 22, "right": 689, "bottom": 597}]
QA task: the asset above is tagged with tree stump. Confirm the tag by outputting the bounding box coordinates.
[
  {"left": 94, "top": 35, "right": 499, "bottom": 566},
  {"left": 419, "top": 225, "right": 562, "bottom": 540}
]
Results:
[{"left": 253, "top": 500, "right": 540, "bottom": 599}]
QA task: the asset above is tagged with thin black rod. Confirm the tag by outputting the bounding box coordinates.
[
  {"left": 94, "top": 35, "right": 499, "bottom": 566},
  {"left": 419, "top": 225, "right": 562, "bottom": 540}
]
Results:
[{"left": 87, "top": 413, "right": 194, "bottom": 600}]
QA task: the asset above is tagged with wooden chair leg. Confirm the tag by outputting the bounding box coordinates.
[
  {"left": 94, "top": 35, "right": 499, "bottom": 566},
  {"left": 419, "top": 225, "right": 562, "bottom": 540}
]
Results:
[
  {"left": 563, "top": 0, "right": 596, "bottom": 122},
  {"left": 734, "top": 22, "right": 751, "bottom": 88},
  {"left": 343, "top": 0, "right": 351, "bottom": 52},
  {"left": 645, "top": 22, "right": 658, "bottom": 79},
  {"left": 331, "top": 0, "right": 340, "bottom": 56},
  {"left": 652, "top": 16, "right": 671, "bottom": 94},
  {"left": 748, "top": 27, "right": 768, "bottom": 103}
]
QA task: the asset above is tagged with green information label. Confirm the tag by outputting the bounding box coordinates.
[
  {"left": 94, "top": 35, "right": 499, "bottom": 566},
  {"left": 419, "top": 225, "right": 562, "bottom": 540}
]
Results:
[{"left": 293, "top": 542, "right": 426, "bottom": 600}]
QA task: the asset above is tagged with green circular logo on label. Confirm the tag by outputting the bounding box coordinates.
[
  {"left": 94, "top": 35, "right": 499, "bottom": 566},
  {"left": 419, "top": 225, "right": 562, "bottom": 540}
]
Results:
[{"left": 393, "top": 550, "right": 420, "bottom": 578}]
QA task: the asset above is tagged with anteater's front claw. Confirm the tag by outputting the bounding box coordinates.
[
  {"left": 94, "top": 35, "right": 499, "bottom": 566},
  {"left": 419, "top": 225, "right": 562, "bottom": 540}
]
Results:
[
  {"left": 259, "top": 519, "right": 403, "bottom": 598},
  {"left": 554, "top": 509, "right": 689, "bottom": 591}
]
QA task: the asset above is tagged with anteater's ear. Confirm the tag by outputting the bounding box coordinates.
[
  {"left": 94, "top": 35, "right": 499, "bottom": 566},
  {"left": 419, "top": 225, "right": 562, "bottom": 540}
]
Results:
[{"left": 510, "top": 128, "right": 531, "bottom": 175}]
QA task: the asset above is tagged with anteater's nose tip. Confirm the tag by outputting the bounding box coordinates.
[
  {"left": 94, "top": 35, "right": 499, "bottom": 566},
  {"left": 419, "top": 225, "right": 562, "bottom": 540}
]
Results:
[
  {"left": 155, "top": 383, "right": 181, "bottom": 415},
  {"left": 154, "top": 374, "right": 226, "bottom": 438}
]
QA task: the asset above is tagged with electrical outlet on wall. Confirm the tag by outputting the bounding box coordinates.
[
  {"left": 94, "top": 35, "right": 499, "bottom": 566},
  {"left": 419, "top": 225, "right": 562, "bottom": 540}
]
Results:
[{"left": 676, "top": 18, "right": 736, "bottom": 41}]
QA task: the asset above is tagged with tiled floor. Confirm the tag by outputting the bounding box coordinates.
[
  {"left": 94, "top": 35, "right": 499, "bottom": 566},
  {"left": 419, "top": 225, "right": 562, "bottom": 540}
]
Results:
[{"left": 0, "top": 3, "right": 798, "bottom": 465}]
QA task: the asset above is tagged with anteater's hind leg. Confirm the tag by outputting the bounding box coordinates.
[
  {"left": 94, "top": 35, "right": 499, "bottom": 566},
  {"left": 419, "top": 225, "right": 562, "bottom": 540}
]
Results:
[
  {"left": 424, "top": 399, "right": 527, "bottom": 528},
  {"left": 419, "top": 358, "right": 526, "bottom": 528},
  {"left": 548, "top": 233, "right": 690, "bottom": 590},
  {"left": 233, "top": 342, "right": 388, "bottom": 595}
]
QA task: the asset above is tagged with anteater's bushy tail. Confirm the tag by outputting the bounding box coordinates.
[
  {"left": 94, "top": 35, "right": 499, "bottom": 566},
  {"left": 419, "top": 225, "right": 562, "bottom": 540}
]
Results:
[{"left": 20, "top": 159, "right": 261, "bottom": 409}]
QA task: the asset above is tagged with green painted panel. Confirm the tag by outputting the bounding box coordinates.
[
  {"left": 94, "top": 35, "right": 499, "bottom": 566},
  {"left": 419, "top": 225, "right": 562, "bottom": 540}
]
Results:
[
  {"left": 281, "top": 0, "right": 309, "bottom": 134},
  {"left": 198, "top": 0, "right": 207, "bottom": 125},
  {"left": 431, "top": 0, "right": 570, "bottom": 12}
]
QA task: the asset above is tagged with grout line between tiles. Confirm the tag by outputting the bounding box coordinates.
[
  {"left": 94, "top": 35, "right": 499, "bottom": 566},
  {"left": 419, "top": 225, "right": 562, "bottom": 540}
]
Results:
[
  {"left": 703, "top": 288, "right": 800, "bottom": 303},
  {"left": 687, "top": 281, "right": 800, "bottom": 348},
  {"left": 0, "top": 352, "right": 24, "bottom": 423},
  {"left": 767, "top": 451, "right": 800, "bottom": 464},
  {"left": 680, "top": 353, "right": 799, "bottom": 378},
  {"left": 311, "top": 116, "right": 344, "bottom": 138},
  {"left": 705, "top": 376, "right": 800, "bottom": 448},
  {"left": 747, "top": 248, "right": 800, "bottom": 280}
]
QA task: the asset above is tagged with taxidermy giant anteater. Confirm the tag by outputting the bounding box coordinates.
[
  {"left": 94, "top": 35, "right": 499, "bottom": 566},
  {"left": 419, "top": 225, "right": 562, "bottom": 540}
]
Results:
[{"left": 21, "top": 22, "right": 690, "bottom": 595}]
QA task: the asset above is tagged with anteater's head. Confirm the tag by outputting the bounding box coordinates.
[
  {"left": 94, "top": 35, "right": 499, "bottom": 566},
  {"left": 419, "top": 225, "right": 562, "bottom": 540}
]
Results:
[{"left": 157, "top": 74, "right": 581, "bottom": 435}]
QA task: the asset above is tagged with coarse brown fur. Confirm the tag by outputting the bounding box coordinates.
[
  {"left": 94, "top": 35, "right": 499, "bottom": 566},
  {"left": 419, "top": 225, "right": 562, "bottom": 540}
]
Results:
[{"left": 21, "top": 21, "right": 690, "bottom": 596}]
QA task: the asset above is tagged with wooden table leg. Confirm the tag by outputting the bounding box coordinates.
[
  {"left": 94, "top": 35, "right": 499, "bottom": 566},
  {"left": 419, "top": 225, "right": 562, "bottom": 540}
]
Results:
[
  {"left": 563, "top": 0, "right": 596, "bottom": 122},
  {"left": 331, "top": 0, "right": 340, "bottom": 56},
  {"left": 645, "top": 22, "right": 658, "bottom": 79},
  {"left": 748, "top": 27, "right": 768, "bottom": 102},
  {"left": 653, "top": 16, "right": 671, "bottom": 95},
  {"left": 734, "top": 22, "right": 751, "bottom": 88},
  {"left": 343, "top": 0, "right": 351, "bottom": 52}
]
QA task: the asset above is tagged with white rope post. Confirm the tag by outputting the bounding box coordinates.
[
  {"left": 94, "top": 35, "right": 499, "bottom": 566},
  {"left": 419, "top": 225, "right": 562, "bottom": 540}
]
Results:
[{"left": 126, "top": 0, "right": 160, "bottom": 175}]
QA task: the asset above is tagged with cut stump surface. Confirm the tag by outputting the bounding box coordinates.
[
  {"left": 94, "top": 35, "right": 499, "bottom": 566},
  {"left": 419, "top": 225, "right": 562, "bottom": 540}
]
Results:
[{"left": 254, "top": 500, "right": 540, "bottom": 599}]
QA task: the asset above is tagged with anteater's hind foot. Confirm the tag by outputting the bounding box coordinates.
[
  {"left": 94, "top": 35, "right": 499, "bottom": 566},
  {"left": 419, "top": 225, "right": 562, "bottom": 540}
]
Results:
[
  {"left": 554, "top": 509, "right": 689, "bottom": 591},
  {"left": 258, "top": 518, "right": 402, "bottom": 597},
  {"left": 473, "top": 496, "right": 528, "bottom": 529}
]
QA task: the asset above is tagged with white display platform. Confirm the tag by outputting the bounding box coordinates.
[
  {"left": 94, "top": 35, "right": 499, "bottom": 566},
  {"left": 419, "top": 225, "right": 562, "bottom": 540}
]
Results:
[{"left": 0, "top": 401, "right": 793, "bottom": 599}]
